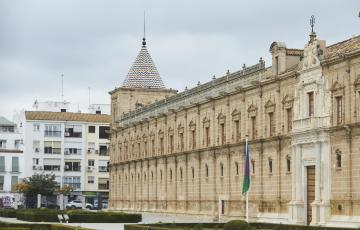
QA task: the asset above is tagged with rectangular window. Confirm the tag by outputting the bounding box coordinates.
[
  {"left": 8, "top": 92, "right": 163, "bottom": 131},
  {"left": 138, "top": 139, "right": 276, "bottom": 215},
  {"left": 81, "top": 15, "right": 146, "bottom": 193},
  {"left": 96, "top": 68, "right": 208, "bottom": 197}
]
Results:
[
  {"left": 144, "top": 141, "right": 147, "bottom": 156},
  {"left": 179, "top": 133, "right": 184, "bottom": 151},
  {"left": 269, "top": 112, "right": 275, "bottom": 137},
  {"left": 98, "top": 161, "right": 108, "bottom": 172},
  {"left": 235, "top": 120, "right": 240, "bottom": 142},
  {"left": 160, "top": 137, "right": 164, "bottom": 154},
  {"left": 98, "top": 178, "right": 109, "bottom": 190},
  {"left": 99, "top": 144, "right": 109, "bottom": 156},
  {"left": 205, "top": 127, "right": 210, "bottom": 147},
  {"left": 12, "top": 157, "right": 19, "bottom": 172},
  {"left": 169, "top": 135, "right": 174, "bottom": 153},
  {"left": 220, "top": 123, "right": 225, "bottom": 145},
  {"left": 33, "top": 123, "right": 40, "bottom": 132},
  {"left": 99, "top": 126, "right": 110, "bottom": 139},
  {"left": 14, "top": 140, "right": 20, "bottom": 149},
  {"left": 251, "top": 117, "right": 256, "bottom": 139},
  {"left": 88, "top": 126, "right": 95, "bottom": 133},
  {"left": 11, "top": 176, "right": 18, "bottom": 190},
  {"left": 64, "top": 161, "right": 81, "bottom": 172},
  {"left": 33, "top": 141, "right": 40, "bottom": 153},
  {"left": 44, "top": 141, "right": 61, "bottom": 154},
  {"left": 43, "top": 158, "right": 61, "bottom": 171},
  {"left": 0, "top": 157, "right": 4, "bottom": 172},
  {"left": 65, "top": 125, "right": 82, "bottom": 138},
  {"left": 151, "top": 139, "right": 155, "bottom": 155},
  {"left": 88, "top": 176, "right": 94, "bottom": 184},
  {"left": 308, "top": 92, "right": 314, "bottom": 117},
  {"left": 275, "top": 56, "right": 279, "bottom": 75},
  {"left": 88, "top": 142, "right": 95, "bottom": 154},
  {"left": 44, "top": 124, "right": 61, "bottom": 137},
  {"left": 88, "top": 160, "right": 95, "bottom": 166},
  {"left": 287, "top": 108, "right": 293, "bottom": 132},
  {"left": 191, "top": 130, "right": 196, "bottom": 149},
  {"left": 0, "top": 140, "right": 6, "bottom": 149},
  {"left": 0, "top": 176, "right": 4, "bottom": 190},
  {"left": 336, "top": 96, "right": 343, "bottom": 125},
  {"left": 63, "top": 176, "right": 81, "bottom": 189}
]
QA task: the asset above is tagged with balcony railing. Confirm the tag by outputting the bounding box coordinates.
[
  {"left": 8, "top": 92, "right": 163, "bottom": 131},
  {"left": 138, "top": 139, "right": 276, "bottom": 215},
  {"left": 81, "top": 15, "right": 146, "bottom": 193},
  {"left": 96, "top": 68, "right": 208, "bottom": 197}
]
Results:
[
  {"left": 64, "top": 183, "right": 81, "bottom": 190},
  {"left": 44, "top": 148, "right": 61, "bottom": 154},
  {"left": 293, "top": 116, "right": 330, "bottom": 131},
  {"left": 64, "top": 166, "right": 81, "bottom": 172},
  {"left": 44, "top": 130, "right": 61, "bottom": 137}
]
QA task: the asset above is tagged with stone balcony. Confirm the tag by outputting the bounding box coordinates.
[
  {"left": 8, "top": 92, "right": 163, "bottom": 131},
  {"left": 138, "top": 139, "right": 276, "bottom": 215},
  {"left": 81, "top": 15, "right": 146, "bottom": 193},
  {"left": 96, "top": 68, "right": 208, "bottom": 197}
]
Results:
[{"left": 292, "top": 116, "right": 330, "bottom": 132}]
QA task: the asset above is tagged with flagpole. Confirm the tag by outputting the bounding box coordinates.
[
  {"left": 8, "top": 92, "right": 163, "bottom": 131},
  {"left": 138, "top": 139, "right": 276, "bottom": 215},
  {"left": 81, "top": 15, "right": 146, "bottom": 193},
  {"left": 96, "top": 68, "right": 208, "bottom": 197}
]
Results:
[{"left": 246, "top": 136, "right": 249, "bottom": 223}]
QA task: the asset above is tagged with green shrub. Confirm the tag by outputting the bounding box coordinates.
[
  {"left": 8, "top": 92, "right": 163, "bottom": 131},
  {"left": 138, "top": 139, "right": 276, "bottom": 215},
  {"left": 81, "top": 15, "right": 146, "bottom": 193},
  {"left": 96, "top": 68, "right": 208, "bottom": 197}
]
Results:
[
  {"left": 223, "top": 220, "right": 250, "bottom": 230},
  {"left": 65, "top": 210, "right": 141, "bottom": 223},
  {"left": 50, "top": 224, "right": 91, "bottom": 230},
  {"left": 0, "top": 209, "right": 17, "bottom": 218},
  {"left": 0, "top": 228, "right": 29, "bottom": 230},
  {"left": 16, "top": 209, "right": 59, "bottom": 222}
]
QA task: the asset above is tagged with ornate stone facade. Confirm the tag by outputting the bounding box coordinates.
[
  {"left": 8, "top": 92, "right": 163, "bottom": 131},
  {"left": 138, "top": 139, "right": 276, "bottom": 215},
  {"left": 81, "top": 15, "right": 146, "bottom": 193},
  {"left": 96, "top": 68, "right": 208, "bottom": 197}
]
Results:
[{"left": 109, "top": 33, "right": 360, "bottom": 227}]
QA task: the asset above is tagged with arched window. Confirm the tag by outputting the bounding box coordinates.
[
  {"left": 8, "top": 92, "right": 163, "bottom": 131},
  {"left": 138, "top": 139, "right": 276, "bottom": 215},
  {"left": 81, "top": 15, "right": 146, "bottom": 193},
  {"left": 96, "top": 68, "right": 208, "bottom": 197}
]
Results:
[
  {"left": 286, "top": 155, "right": 291, "bottom": 172},
  {"left": 144, "top": 173, "right": 146, "bottom": 182},
  {"left": 180, "top": 167, "right": 183, "bottom": 180},
  {"left": 235, "top": 162, "right": 239, "bottom": 175},
  {"left": 192, "top": 167, "right": 195, "bottom": 179},
  {"left": 151, "top": 171, "right": 154, "bottom": 182},
  {"left": 336, "top": 149, "right": 342, "bottom": 168},
  {"left": 220, "top": 163, "right": 224, "bottom": 177},
  {"left": 268, "top": 158, "right": 273, "bottom": 173},
  {"left": 205, "top": 164, "right": 209, "bottom": 177},
  {"left": 170, "top": 169, "right": 173, "bottom": 181},
  {"left": 160, "top": 170, "right": 163, "bottom": 181},
  {"left": 138, "top": 173, "right": 140, "bottom": 181}
]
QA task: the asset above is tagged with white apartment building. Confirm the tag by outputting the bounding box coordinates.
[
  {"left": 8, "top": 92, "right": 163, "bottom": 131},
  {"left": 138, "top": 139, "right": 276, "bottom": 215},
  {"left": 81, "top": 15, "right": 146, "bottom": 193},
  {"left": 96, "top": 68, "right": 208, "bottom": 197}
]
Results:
[
  {"left": 0, "top": 116, "right": 24, "bottom": 194},
  {"left": 22, "top": 111, "right": 111, "bottom": 203}
]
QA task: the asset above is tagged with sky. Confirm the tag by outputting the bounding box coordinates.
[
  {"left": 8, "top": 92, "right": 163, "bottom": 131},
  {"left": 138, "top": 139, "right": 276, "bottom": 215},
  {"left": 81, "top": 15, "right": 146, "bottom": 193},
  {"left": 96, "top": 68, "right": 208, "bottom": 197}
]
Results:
[{"left": 0, "top": 0, "right": 359, "bottom": 120}]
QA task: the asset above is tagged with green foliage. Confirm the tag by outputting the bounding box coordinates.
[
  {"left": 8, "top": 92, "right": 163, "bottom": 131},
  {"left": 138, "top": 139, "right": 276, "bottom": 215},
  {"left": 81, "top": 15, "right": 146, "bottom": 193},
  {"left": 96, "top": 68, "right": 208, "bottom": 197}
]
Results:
[
  {"left": 0, "top": 208, "right": 17, "bottom": 218},
  {"left": 50, "top": 224, "right": 91, "bottom": 230},
  {"left": 193, "top": 223, "right": 203, "bottom": 230},
  {"left": 16, "top": 209, "right": 59, "bottom": 222},
  {"left": 21, "top": 174, "right": 58, "bottom": 196},
  {"left": 223, "top": 220, "right": 250, "bottom": 230},
  {"left": 65, "top": 210, "right": 141, "bottom": 223}
]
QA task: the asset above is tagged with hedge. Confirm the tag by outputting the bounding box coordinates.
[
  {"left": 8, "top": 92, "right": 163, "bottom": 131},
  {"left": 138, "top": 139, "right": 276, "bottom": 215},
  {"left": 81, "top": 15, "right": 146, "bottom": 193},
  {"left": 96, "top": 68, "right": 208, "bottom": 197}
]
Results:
[
  {"left": 224, "top": 220, "right": 250, "bottom": 230},
  {"left": 250, "top": 222, "right": 354, "bottom": 230},
  {"left": 0, "top": 209, "right": 17, "bottom": 218},
  {"left": 16, "top": 209, "right": 59, "bottom": 222},
  {"left": 66, "top": 210, "right": 141, "bottom": 223},
  {"left": 0, "top": 221, "right": 91, "bottom": 230},
  {"left": 124, "top": 223, "right": 224, "bottom": 230}
]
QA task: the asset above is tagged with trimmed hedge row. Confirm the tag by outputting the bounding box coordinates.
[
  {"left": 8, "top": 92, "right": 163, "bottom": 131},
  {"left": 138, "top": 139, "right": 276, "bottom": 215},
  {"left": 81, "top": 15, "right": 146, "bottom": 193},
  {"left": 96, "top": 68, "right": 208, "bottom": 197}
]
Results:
[
  {"left": 0, "top": 209, "right": 17, "bottom": 218},
  {"left": 251, "top": 222, "right": 355, "bottom": 230},
  {"left": 124, "top": 223, "right": 225, "bottom": 230},
  {"left": 0, "top": 221, "right": 90, "bottom": 230},
  {"left": 66, "top": 210, "right": 141, "bottom": 223},
  {"left": 16, "top": 209, "right": 59, "bottom": 222}
]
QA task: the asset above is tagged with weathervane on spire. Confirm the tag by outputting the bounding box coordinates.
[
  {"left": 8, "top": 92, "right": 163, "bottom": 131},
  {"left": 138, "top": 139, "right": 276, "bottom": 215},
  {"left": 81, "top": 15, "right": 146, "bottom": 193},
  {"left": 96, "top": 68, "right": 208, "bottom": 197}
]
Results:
[
  {"left": 142, "top": 11, "right": 146, "bottom": 46},
  {"left": 310, "top": 15, "right": 315, "bottom": 33}
]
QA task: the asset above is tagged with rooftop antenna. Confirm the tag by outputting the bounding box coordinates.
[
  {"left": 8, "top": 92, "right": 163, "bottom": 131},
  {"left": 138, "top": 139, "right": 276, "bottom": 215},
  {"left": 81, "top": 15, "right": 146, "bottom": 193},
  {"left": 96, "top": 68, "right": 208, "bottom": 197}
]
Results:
[
  {"left": 142, "top": 11, "right": 146, "bottom": 46},
  {"left": 61, "top": 74, "right": 64, "bottom": 101}
]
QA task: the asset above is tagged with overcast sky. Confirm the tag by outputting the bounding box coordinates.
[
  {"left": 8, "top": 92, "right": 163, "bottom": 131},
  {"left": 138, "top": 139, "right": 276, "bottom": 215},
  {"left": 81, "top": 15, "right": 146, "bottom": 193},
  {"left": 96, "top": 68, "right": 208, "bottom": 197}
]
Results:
[{"left": 0, "top": 0, "right": 359, "bottom": 120}]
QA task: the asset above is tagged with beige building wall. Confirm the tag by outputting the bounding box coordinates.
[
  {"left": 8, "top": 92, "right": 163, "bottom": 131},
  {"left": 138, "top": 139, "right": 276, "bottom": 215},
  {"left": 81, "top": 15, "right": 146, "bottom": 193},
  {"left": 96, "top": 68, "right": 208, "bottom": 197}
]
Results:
[{"left": 109, "top": 34, "right": 360, "bottom": 227}]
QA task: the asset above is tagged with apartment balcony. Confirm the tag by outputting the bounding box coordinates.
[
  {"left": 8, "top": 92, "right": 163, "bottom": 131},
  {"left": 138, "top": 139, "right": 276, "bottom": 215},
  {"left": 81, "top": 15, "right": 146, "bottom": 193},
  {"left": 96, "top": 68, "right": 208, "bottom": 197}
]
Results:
[
  {"left": 64, "top": 149, "right": 82, "bottom": 155},
  {"left": 98, "top": 183, "right": 109, "bottom": 190},
  {"left": 98, "top": 166, "right": 108, "bottom": 173},
  {"left": 44, "top": 148, "right": 61, "bottom": 154},
  {"left": 64, "top": 131, "right": 82, "bottom": 138},
  {"left": 44, "top": 130, "right": 61, "bottom": 137},
  {"left": 64, "top": 166, "right": 81, "bottom": 172},
  {"left": 64, "top": 183, "right": 81, "bottom": 190}
]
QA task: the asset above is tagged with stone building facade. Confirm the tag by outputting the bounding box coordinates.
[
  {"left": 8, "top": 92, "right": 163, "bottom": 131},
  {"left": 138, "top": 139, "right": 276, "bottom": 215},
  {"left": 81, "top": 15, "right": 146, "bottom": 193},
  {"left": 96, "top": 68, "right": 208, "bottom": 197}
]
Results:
[{"left": 109, "top": 33, "right": 360, "bottom": 227}]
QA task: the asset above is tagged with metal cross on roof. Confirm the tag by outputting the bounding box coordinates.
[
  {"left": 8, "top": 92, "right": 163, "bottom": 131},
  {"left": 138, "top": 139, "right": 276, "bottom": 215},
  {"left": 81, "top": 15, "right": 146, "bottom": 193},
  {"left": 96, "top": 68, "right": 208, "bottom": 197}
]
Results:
[{"left": 310, "top": 15, "right": 315, "bottom": 33}]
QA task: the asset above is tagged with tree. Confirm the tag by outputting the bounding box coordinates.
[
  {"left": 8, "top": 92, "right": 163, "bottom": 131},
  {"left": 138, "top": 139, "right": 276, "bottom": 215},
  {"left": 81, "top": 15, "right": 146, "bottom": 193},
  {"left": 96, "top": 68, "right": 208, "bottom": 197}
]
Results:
[
  {"left": 56, "top": 185, "right": 73, "bottom": 196},
  {"left": 15, "top": 174, "right": 58, "bottom": 197}
]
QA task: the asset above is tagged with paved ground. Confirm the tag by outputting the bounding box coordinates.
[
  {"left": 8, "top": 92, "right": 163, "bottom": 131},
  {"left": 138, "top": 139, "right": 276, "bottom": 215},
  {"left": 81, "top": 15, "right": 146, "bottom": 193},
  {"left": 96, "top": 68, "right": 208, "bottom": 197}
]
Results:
[{"left": 0, "top": 212, "right": 220, "bottom": 230}]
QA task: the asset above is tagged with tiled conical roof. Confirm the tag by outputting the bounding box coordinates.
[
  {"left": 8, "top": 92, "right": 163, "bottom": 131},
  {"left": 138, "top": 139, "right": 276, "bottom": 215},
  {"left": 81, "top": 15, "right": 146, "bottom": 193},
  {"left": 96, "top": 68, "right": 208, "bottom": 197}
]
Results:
[{"left": 122, "top": 38, "right": 165, "bottom": 89}]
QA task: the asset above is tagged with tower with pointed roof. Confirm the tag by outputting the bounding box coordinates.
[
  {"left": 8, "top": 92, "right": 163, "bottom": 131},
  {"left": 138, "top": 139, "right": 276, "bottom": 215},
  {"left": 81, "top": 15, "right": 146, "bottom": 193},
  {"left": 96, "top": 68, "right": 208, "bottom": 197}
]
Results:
[{"left": 109, "top": 37, "right": 177, "bottom": 123}]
